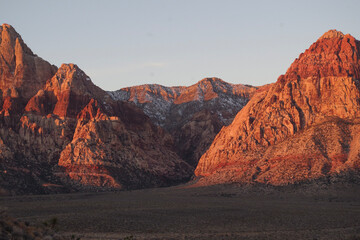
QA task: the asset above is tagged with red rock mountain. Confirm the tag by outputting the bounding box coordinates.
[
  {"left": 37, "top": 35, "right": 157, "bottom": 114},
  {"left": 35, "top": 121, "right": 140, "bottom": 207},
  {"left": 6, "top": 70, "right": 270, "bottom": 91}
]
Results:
[
  {"left": 195, "top": 30, "right": 360, "bottom": 185},
  {"left": 109, "top": 79, "right": 256, "bottom": 166},
  {"left": 0, "top": 24, "right": 192, "bottom": 194},
  {"left": 0, "top": 24, "right": 57, "bottom": 100}
]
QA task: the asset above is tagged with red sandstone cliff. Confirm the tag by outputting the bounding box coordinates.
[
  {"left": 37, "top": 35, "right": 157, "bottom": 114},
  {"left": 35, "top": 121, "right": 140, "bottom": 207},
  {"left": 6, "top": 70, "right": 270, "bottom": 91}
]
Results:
[
  {"left": 0, "top": 24, "right": 192, "bottom": 194},
  {"left": 195, "top": 30, "right": 360, "bottom": 185},
  {"left": 0, "top": 24, "right": 56, "bottom": 100}
]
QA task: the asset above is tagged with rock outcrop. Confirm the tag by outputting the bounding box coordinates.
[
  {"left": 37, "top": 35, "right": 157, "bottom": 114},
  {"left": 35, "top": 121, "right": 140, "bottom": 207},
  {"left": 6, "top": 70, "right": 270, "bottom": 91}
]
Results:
[
  {"left": 0, "top": 24, "right": 192, "bottom": 194},
  {"left": 109, "top": 78, "right": 256, "bottom": 166},
  {"left": 195, "top": 30, "right": 360, "bottom": 185}
]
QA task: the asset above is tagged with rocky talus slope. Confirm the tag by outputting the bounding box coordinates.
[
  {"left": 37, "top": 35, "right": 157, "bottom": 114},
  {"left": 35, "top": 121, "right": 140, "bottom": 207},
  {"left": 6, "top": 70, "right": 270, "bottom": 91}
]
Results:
[
  {"left": 195, "top": 30, "right": 360, "bottom": 185},
  {"left": 0, "top": 24, "right": 192, "bottom": 195},
  {"left": 109, "top": 78, "right": 256, "bottom": 166}
]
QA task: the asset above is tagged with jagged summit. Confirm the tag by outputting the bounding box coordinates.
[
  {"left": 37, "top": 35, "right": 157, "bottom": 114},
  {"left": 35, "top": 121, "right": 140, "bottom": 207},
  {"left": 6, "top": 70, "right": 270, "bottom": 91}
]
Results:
[
  {"left": 48, "top": 63, "right": 93, "bottom": 91},
  {"left": 45, "top": 63, "right": 106, "bottom": 101},
  {"left": 1, "top": 23, "right": 17, "bottom": 35},
  {"left": 194, "top": 77, "right": 252, "bottom": 89},
  {"left": 1, "top": 23, "right": 13, "bottom": 28},
  {"left": 196, "top": 77, "right": 225, "bottom": 84},
  {"left": 319, "top": 29, "right": 345, "bottom": 39},
  {"left": 25, "top": 63, "right": 108, "bottom": 118},
  {"left": 284, "top": 28, "right": 360, "bottom": 81},
  {"left": 1, "top": 23, "right": 18, "bottom": 36},
  {"left": 43, "top": 63, "right": 96, "bottom": 98},
  {"left": 0, "top": 23, "right": 56, "bottom": 100},
  {"left": 0, "top": 23, "right": 33, "bottom": 55}
]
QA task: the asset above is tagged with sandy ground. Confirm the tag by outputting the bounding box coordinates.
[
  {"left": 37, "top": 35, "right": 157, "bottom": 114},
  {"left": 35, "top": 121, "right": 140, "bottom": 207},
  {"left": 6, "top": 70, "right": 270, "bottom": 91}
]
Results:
[{"left": 1, "top": 183, "right": 360, "bottom": 240}]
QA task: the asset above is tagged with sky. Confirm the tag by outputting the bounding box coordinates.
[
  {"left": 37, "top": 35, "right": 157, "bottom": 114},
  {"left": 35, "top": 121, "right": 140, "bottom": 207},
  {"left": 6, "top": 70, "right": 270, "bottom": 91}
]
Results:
[{"left": 1, "top": 0, "right": 360, "bottom": 91}]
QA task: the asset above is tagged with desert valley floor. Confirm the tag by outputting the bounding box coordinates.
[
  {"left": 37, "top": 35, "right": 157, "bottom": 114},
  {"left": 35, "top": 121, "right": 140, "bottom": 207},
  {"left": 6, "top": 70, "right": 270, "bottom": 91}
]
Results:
[{"left": 1, "top": 183, "right": 360, "bottom": 240}]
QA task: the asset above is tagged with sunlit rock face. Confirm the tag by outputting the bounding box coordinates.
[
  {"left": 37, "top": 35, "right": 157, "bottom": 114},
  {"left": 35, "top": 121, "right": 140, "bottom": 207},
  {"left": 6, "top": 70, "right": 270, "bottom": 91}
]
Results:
[
  {"left": 0, "top": 24, "right": 192, "bottom": 195},
  {"left": 195, "top": 30, "right": 360, "bottom": 186},
  {"left": 109, "top": 78, "right": 257, "bottom": 166},
  {"left": 0, "top": 24, "right": 57, "bottom": 100}
]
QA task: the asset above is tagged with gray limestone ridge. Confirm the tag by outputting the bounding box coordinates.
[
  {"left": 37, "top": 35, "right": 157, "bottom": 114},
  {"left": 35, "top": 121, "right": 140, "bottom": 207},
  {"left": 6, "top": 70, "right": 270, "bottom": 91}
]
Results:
[
  {"left": 108, "top": 78, "right": 257, "bottom": 167},
  {"left": 107, "top": 77, "right": 257, "bottom": 129}
]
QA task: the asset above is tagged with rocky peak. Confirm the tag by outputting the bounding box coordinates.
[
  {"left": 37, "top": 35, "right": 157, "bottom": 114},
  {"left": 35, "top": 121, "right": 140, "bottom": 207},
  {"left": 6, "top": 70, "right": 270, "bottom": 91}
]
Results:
[
  {"left": 284, "top": 29, "right": 360, "bottom": 81},
  {"left": 118, "top": 84, "right": 185, "bottom": 104},
  {"left": 196, "top": 77, "right": 237, "bottom": 89},
  {"left": 174, "top": 78, "right": 255, "bottom": 104},
  {"left": 197, "top": 77, "right": 254, "bottom": 97},
  {"left": 0, "top": 23, "right": 56, "bottom": 100},
  {"left": 194, "top": 78, "right": 227, "bottom": 101},
  {"left": 27, "top": 64, "right": 108, "bottom": 118},
  {"left": 319, "top": 29, "right": 345, "bottom": 40},
  {"left": 196, "top": 77, "right": 224, "bottom": 87},
  {"left": 45, "top": 63, "right": 97, "bottom": 97},
  {"left": 0, "top": 23, "right": 33, "bottom": 56}
]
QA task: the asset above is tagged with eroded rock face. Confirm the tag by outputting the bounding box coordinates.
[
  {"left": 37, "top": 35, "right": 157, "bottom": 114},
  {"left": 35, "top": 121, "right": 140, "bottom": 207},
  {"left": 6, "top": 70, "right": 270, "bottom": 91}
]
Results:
[
  {"left": 0, "top": 25, "right": 192, "bottom": 194},
  {"left": 0, "top": 24, "right": 56, "bottom": 100},
  {"left": 195, "top": 30, "right": 360, "bottom": 185},
  {"left": 286, "top": 30, "right": 360, "bottom": 81},
  {"left": 57, "top": 95, "right": 192, "bottom": 190},
  {"left": 26, "top": 63, "right": 109, "bottom": 118},
  {"left": 109, "top": 78, "right": 256, "bottom": 166}
]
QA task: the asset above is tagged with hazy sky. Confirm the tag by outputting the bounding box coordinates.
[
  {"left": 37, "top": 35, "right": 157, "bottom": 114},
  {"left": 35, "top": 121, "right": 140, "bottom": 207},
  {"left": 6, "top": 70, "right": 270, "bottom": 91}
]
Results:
[{"left": 1, "top": 0, "right": 360, "bottom": 90}]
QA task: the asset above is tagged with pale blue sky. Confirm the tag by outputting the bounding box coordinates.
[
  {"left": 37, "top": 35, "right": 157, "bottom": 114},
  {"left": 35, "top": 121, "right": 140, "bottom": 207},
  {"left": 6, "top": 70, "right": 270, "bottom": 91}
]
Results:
[{"left": 1, "top": 0, "right": 360, "bottom": 90}]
